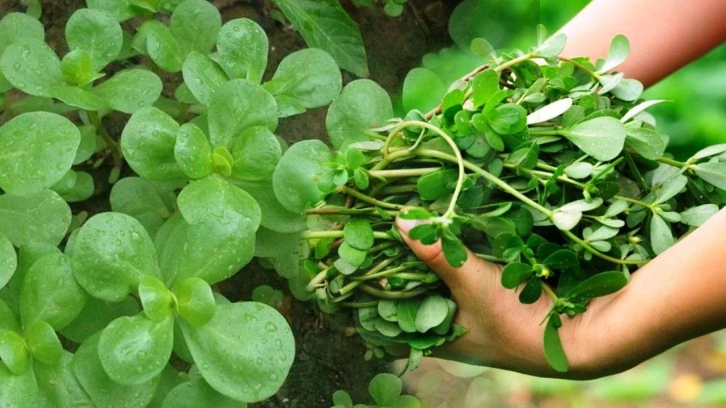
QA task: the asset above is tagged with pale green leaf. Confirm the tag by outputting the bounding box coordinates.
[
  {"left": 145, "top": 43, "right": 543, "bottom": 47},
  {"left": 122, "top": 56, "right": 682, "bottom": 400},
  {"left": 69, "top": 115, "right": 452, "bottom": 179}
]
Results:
[
  {"left": 0, "top": 189, "right": 71, "bottom": 247},
  {"left": 215, "top": 18, "right": 268, "bottom": 83},
  {"left": 272, "top": 139, "right": 331, "bottom": 213},
  {"left": 182, "top": 51, "right": 228, "bottom": 106},
  {"left": 0, "top": 38, "right": 63, "bottom": 97},
  {"left": 94, "top": 69, "right": 162, "bottom": 114},
  {"left": 562, "top": 117, "right": 626, "bottom": 161},
  {"left": 170, "top": 0, "right": 221, "bottom": 55},
  {"left": 65, "top": 8, "right": 123, "bottom": 71}
]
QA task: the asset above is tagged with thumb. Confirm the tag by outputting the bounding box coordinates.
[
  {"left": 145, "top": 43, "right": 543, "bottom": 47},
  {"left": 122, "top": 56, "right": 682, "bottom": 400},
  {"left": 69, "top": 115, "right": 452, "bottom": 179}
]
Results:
[{"left": 395, "top": 216, "right": 501, "bottom": 291}]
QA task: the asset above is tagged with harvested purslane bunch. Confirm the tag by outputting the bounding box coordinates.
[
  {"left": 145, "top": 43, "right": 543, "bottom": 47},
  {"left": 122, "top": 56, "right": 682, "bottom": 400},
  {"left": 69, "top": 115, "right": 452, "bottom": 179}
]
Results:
[{"left": 275, "top": 32, "right": 726, "bottom": 372}]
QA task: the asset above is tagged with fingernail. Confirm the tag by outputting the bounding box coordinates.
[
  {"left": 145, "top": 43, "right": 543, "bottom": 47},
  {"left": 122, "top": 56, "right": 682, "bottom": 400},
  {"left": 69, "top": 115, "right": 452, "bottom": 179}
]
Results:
[{"left": 395, "top": 217, "right": 423, "bottom": 234}]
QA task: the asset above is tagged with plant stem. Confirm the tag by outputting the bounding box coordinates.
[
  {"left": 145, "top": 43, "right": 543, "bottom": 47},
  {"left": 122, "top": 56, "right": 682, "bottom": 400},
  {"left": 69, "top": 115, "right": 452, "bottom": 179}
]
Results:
[
  {"left": 87, "top": 111, "right": 122, "bottom": 183},
  {"left": 541, "top": 283, "right": 559, "bottom": 303},
  {"left": 301, "top": 230, "right": 395, "bottom": 241},
  {"left": 358, "top": 284, "right": 432, "bottom": 299},
  {"left": 562, "top": 229, "right": 646, "bottom": 265},
  {"left": 657, "top": 156, "right": 688, "bottom": 168},
  {"left": 368, "top": 167, "right": 440, "bottom": 179},
  {"left": 338, "top": 185, "right": 404, "bottom": 210}
]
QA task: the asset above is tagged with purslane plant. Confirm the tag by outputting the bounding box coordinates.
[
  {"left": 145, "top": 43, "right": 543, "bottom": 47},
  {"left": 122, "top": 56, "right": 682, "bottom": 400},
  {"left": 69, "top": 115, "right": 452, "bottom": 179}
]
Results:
[
  {"left": 0, "top": 1, "right": 345, "bottom": 405},
  {"left": 277, "top": 31, "right": 726, "bottom": 372}
]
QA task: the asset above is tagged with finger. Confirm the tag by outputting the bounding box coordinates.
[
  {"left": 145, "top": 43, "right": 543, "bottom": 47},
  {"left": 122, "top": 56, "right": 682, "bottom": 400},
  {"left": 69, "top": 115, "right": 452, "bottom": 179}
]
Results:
[{"left": 395, "top": 216, "right": 501, "bottom": 291}]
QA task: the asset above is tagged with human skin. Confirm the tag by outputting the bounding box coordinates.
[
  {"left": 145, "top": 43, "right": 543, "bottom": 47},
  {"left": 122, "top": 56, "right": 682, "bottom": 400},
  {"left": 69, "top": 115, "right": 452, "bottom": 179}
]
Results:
[{"left": 395, "top": 0, "right": 726, "bottom": 379}]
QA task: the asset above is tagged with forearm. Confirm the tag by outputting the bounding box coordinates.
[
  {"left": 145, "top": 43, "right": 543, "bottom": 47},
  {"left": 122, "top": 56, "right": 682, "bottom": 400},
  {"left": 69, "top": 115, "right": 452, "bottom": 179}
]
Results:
[
  {"left": 566, "top": 207, "right": 726, "bottom": 376},
  {"left": 556, "top": 0, "right": 726, "bottom": 87}
]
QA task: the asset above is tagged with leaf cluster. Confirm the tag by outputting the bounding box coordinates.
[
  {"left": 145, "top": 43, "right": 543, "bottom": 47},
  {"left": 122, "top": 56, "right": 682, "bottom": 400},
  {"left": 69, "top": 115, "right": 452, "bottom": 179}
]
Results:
[{"left": 284, "top": 32, "right": 726, "bottom": 373}]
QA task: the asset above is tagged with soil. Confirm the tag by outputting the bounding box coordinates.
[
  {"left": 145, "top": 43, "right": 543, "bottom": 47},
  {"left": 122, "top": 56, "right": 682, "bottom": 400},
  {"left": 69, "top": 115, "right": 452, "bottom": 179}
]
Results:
[{"left": 0, "top": 0, "right": 462, "bottom": 406}]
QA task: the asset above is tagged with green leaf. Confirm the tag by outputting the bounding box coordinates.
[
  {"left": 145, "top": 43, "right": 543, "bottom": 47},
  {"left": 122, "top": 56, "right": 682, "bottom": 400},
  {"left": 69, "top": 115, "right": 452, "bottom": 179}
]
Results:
[
  {"left": 0, "top": 38, "right": 63, "bottom": 97},
  {"left": 272, "top": 0, "right": 368, "bottom": 77},
  {"left": 208, "top": 79, "right": 278, "bottom": 149},
  {"left": 542, "top": 249, "right": 578, "bottom": 270},
  {"left": 138, "top": 275, "right": 174, "bottom": 322},
  {"left": 34, "top": 351, "right": 95, "bottom": 408},
  {"left": 175, "top": 277, "right": 216, "bottom": 327},
  {"left": 73, "top": 333, "right": 159, "bottom": 408},
  {"left": 344, "top": 218, "right": 375, "bottom": 250},
  {"left": 402, "top": 67, "right": 447, "bottom": 112},
  {"left": 0, "top": 111, "right": 80, "bottom": 195},
  {"left": 182, "top": 51, "right": 228, "bottom": 106},
  {"left": 61, "top": 49, "right": 102, "bottom": 86},
  {"left": 620, "top": 99, "right": 668, "bottom": 123},
  {"left": 693, "top": 162, "right": 726, "bottom": 190},
  {"left": 543, "top": 315, "right": 568, "bottom": 372},
  {"left": 65, "top": 8, "right": 123, "bottom": 71},
  {"left": 0, "top": 329, "right": 30, "bottom": 374},
  {"left": 51, "top": 169, "right": 93, "bottom": 203},
  {"left": 471, "top": 69, "right": 499, "bottom": 107},
  {"left": 50, "top": 83, "right": 108, "bottom": 110},
  {"left": 230, "top": 126, "right": 282, "bottom": 181},
  {"left": 0, "top": 189, "right": 71, "bottom": 247},
  {"left": 567, "top": 271, "right": 628, "bottom": 302},
  {"left": 72, "top": 212, "right": 160, "bottom": 302},
  {"left": 0, "top": 361, "right": 51, "bottom": 406},
  {"left": 326, "top": 79, "right": 393, "bottom": 149},
  {"left": 273, "top": 139, "right": 331, "bottom": 213},
  {"left": 174, "top": 123, "right": 213, "bottom": 179},
  {"left": 533, "top": 33, "right": 566, "bottom": 58},
  {"left": 59, "top": 297, "right": 139, "bottom": 344},
  {"left": 487, "top": 103, "right": 527, "bottom": 135},
  {"left": 138, "top": 21, "right": 185, "bottom": 72},
  {"left": 625, "top": 127, "right": 666, "bottom": 160},
  {"left": 562, "top": 117, "right": 626, "bottom": 161},
  {"left": 0, "top": 13, "right": 45, "bottom": 56},
  {"left": 369, "top": 373, "right": 402, "bottom": 406},
  {"left": 19, "top": 252, "right": 86, "bottom": 330},
  {"left": 121, "top": 106, "right": 186, "bottom": 181},
  {"left": 599, "top": 34, "right": 629, "bottom": 73},
  {"left": 172, "top": 176, "right": 262, "bottom": 284},
  {"left": 377, "top": 299, "right": 398, "bottom": 323},
  {"left": 94, "top": 69, "right": 162, "bottom": 114},
  {"left": 180, "top": 302, "right": 295, "bottom": 403},
  {"left": 24, "top": 320, "right": 62, "bottom": 365},
  {"left": 519, "top": 278, "right": 542, "bottom": 304},
  {"left": 87, "top": 0, "right": 136, "bottom": 21},
  {"left": 441, "top": 231, "right": 467, "bottom": 268},
  {"left": 654, "top": 175, "right": 687, "bottom": 204},
  {"left": 680, "top": 204, "right": 719, "bottom": 227},
  {"left": 650, "top": 213, "right": 674, "bottom": 255},
  {"left": 170, "top": 0, "right": 221, "bottom": 55},
  {"left": 610, "top": 78, "right": 643, "bottom": 101},
  {"left": 337, "top": 242, "right": 366, "bottom": 269},
  {"left": 501, "top": 262, "right": 533, "bottom": 289},
  {"left": 416, "top": 168, "right": 457, "bottom": 201},
  {"left": 215, "top": 18, "right": 268, "bottom": 83},
  {"left": 414, "top": 295, "right": 449, "bottom": 333},
  {"left": 109, "top": 177, "right": 175, "bottom": 237},
  {"left": 265, "top": 48, "right": 342, "bottom": 115},
  {"left": 0, "top": 233, "right": 16, "bottom": 290},
  {"left": 99, "top": 315, "right": 173, "bottom": 385},
  {"left": 692, "top": 144, "right": 726, "bottom": 160},
  {"left": 161, "top": 379, "right": 245, "bottom": 408}
]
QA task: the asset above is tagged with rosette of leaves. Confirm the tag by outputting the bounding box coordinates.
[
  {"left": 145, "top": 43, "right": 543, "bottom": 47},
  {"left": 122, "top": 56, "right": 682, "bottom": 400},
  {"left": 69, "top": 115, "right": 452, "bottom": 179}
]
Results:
[{"left": 275, "top": 31, "right": 726, "bottom": 373}]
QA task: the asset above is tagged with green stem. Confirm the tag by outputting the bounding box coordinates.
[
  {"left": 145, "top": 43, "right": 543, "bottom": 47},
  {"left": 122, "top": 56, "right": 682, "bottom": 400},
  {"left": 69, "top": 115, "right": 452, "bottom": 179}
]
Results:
[
  {"left": 657, "top": 156, "right": 688, "bottom": 168},
  {"left": 338, "top": 185, "right": 404, "bottom": 210},
  {"left": 558, "top": 56, "right": 601, "bottom": 81},
  {"left": 358, "top": 284, "right": 431, "bottom": 300},
  {"left": 87, "top": 111, "right": 122, "bottom": 182},
  {"left": 562, "top": 229, "right": 646, "bottom": 265},
  {"left": 368, "top": 167, "right": 440, "bottom": 179},
  {"left": 304, "top": 206, "right": 396, "bottom": 217},
  {"left": 339, "top": 300, "right": 379, "bottom": 308},
  {"left": 541, "top": 283, "right": 559, "bottom": 303},
  {"left": 301, "top": 230, "right": 395, "bottom": 241}
]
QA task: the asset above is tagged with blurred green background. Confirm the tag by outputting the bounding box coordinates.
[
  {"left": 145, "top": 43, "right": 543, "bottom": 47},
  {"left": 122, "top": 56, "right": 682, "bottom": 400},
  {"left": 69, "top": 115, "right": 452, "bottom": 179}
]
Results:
[{"left": 399, "top": 1, "right": 726, "bottom": 406}]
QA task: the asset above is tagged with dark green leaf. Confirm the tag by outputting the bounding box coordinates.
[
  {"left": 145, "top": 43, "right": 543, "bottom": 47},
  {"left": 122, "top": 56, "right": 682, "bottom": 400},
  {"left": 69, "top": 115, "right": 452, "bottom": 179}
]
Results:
[
  {"left": 326, "top": 79, "right": 393, "bottom": 149},
  {"left": 562, "top": 117, "right": 626, "bottom": 161},
  {"left": 441, "top": 231, "right": 467, "bottom": 268},
  {"left": 543, "top": 315, "right": 569, "bottom": 372},
  {"left": 72, "top": 212, "right": 160, "bottom": 302},
  {"left": 272, "top": 0, "right": 368, "bottom": 77},
  {"left": 0, "top": 112, "right": 80, "bottom": 195},
  {"left": 567, "top": 271, "right": 628, "bottom": 302},
  {"left": 215, "top": 18, "right": 268, "bottom": 83},
  {"left": 344, "top": 218, "right": 375, "bottom": 250},
  {"left": 208, "top": 79, "right": 278, "bottom": 149},
  {"left": 518, "top": 278, "right": 542, "bottom": 304},
  {"left": 65, "top": 8, "right": 122, "bottom": 71},
  {"left": 542, "top": 249, "right": 578, "bottom": 270},
  {"left": 416, "top": 168, "right": 457, "bottom": 200},
  {"left": 170, "top": 0, "right": 221, "bottom": 55},
  {"left": 501, "top": 262, "right": 533, "bottom": 289},
  {"left": 650, "top": 214, "right": 674, "bottom": 255},
  {"left": 181, "top": 302, "right": 295, "bottom": 403}
]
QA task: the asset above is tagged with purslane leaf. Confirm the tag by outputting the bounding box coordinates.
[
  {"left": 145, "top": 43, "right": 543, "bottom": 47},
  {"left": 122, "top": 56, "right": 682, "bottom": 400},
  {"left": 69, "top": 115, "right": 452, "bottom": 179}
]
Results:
[
  {"left": 0, "top": 233, "right": 16, "bottom": 290},
  {"left": 170, "top": 0, "right": 221, "bottom": 55},
  {"left": 326, "top": 79, "right": 393, "bottom": 150},
  {"left": 180, "top": 302, "right": 295, "bottom": 403},
  {"left": 230, "top": 126, "right": 282, "bottom": 182},
  {"left": 0, "top": 38, "right": 63, "bottom": 97},
  {"left": 72, "top": 212, "right": 161, "bottom": 302},
  {"left": 182, "top": 51, "right": 228, "bottom": 106},
  {"left": 0, "top": 189, "right": 72, "bottom": 247},
  {"left": 215, "top": 18, "right": 268, "bottom": 83},
  {"left": 271, "top": 0, "right": 368, "bottom": 77},
  {"left": 65, "top": 8, "right": 123, "bottom": 71},
  {"left": 93, "top": 69, "right": 163, "bottom": 114},
  {"left": 272, "top": 139, "right": 331, "bottom": 213},
  {"left": 562, "top": 116, "right": 626, "bottom": 161}
]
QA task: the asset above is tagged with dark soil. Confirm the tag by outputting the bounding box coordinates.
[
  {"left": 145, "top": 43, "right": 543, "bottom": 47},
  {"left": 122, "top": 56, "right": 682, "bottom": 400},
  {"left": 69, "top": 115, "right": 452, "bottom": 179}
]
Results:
[{"left": 0, "top": 0, "right": 463, "bottom": 406}]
